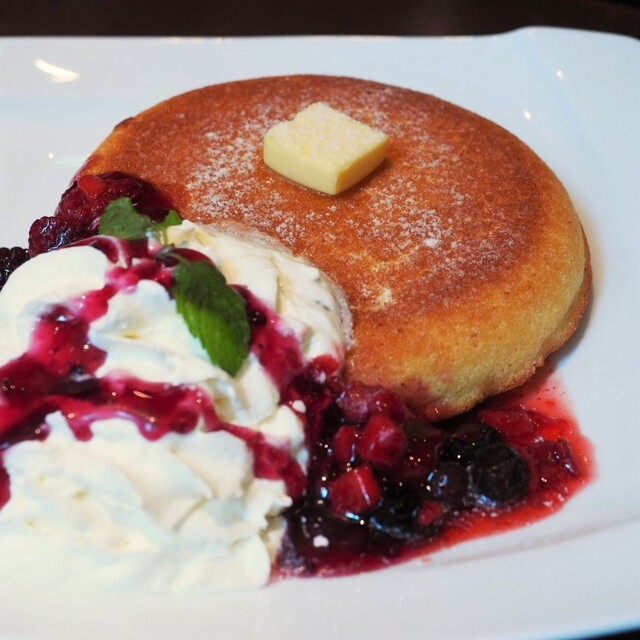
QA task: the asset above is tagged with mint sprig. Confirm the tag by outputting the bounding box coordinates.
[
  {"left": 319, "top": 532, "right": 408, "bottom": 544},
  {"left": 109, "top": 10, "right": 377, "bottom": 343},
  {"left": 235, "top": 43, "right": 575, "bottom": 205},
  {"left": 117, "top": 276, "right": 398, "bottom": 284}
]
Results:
[
  {"left": 172, "top": 258, "right": 250, "bottom": 376},
  {"left": 99, "top": 197, "right": 182, "bottom": 242},
  {"left": 98, "top": 197, "right": 250, "bottom": 376}
]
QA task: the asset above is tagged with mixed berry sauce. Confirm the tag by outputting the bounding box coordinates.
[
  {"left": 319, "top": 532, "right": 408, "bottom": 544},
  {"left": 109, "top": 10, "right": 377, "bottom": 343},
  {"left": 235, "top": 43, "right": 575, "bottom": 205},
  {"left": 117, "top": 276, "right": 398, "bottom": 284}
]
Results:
[
  {"left": 0, "top": 173, "right": 593, "bottom": 579},
  {"left": 275, "top": 372, "right": 592, "bottom": 578}
]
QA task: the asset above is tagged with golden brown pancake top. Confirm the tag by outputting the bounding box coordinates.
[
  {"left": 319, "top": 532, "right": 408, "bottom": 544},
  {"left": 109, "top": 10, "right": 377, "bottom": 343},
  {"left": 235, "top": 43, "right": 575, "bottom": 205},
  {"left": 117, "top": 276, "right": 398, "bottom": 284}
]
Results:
[{"left": 83, "top": 75, "right": 589, "bottom": 418}]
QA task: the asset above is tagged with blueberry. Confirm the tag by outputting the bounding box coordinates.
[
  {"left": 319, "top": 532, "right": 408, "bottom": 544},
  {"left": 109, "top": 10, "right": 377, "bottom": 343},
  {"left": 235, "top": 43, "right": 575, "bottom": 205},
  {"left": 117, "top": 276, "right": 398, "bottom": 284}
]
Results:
[
  {"left": 437, "top": 422, "right": 504, "bottom": 465},
  {"left": 470, "top": 443, "right": 530, "bottom": 506},
  {"left": 368, "top": 490, "right": 438, "bottom": 541},
  {"left": 425, "top": 462, "right": 470, "bottom": 506}
]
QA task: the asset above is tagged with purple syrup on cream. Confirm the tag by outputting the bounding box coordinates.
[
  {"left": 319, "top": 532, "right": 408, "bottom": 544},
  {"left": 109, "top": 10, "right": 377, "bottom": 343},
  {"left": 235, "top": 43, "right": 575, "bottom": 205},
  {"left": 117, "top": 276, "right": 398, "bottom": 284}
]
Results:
[
  {"left": 0, "top": 235, "right": 321, "bottom": 508},
  {"left": 0, "top": 173, "right": 592, "bottom": 583}
]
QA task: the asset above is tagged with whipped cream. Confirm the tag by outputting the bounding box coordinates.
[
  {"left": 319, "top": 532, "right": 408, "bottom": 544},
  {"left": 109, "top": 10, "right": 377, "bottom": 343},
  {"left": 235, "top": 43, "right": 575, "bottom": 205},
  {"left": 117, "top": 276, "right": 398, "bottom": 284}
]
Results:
[{"left": 0, "top": 221, "right": 348, "bottom": 593}]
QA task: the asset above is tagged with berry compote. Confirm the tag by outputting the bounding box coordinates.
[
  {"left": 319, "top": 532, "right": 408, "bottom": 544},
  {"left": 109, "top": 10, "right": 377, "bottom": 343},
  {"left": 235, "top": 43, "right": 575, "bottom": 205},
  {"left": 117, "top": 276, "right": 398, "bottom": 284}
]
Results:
[
  {"left": 0, "top": 173, "right": 593, "bottom": 583},
  {"left": 275, "top": 370, "right": 592, "bottom": 578}
]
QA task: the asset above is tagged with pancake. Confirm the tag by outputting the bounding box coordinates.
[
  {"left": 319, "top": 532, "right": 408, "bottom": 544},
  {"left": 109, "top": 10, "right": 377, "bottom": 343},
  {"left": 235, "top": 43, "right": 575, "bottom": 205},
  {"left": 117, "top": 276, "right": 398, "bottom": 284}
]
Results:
[{"left": 80, "top": 75, "right": 590, "bottom": 420}]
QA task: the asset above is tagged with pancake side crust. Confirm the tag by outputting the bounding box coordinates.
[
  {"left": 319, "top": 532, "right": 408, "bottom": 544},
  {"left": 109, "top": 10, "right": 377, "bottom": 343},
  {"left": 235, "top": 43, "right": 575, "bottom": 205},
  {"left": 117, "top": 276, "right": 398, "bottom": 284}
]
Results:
[{"left": 82, "top": 75, "right": 591, "bottom": 419}]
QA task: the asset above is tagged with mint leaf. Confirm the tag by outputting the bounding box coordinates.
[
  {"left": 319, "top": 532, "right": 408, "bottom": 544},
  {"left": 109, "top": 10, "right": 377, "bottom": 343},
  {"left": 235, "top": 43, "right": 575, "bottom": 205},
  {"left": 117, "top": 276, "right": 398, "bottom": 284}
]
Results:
[
  {"left": 154, "top": 210, "right": 182, "bottom": 233},
  {"left": 98, "top": 199, "right": 249, "bottom": 374},
  {"left": 99, "top": 197, "right": 182, "bottom": 241},
  {"left": 172, "top": 259, "right": 250, "bottom": 376},
  {"left": 99, "top": 198, "right": 152, "bottom": 239}
]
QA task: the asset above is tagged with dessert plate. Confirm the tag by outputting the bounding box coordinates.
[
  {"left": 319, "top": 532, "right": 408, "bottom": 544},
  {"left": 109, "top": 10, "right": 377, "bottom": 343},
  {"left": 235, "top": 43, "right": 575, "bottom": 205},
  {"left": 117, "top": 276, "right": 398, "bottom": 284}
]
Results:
[{"left": 1, "top": 28, "right": 639, "bottom": 640}]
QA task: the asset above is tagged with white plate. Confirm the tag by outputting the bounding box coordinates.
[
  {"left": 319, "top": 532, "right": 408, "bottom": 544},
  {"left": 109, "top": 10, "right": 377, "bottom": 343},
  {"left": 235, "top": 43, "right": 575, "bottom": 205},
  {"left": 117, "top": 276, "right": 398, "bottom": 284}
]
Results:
[{"left": 1, "top": 28, "right": 639, "bottom": 640}]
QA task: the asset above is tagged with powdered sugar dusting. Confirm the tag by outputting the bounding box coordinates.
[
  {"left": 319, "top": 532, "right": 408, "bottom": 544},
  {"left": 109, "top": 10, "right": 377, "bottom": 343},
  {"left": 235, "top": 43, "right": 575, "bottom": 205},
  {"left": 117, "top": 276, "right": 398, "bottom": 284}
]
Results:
[{"left": 106, "top": 77, "right": 539, "bottom": 314}]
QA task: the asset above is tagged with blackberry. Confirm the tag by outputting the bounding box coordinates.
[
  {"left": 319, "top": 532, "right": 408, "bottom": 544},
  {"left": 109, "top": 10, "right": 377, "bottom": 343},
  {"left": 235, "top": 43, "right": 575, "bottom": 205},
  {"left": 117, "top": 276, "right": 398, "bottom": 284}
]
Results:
[{"left": 0, "top": 246, "right": 30, "bottom": 291}]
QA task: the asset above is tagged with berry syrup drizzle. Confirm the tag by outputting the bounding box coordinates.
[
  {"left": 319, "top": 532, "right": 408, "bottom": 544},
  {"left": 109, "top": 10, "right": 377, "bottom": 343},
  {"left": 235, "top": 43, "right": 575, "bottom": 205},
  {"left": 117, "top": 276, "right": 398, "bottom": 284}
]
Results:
[
  {"left": 0, "top": 235, "right": 311, "bottom": 508},
  {"left": 0, "top": 173, "right": 594, "bottom": 581}
]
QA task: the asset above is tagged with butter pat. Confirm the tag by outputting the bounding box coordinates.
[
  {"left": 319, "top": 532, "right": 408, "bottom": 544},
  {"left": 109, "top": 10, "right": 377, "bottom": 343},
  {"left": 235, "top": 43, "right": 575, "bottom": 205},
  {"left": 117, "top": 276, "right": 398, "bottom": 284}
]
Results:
[{"left": 263, "top": 102, "right": 388, "bottom": 195}]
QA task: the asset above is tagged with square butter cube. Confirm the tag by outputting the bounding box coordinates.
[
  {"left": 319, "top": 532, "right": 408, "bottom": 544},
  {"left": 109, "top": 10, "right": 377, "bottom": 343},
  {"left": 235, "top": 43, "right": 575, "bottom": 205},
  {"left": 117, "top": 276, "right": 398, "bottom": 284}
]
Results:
[{"left": 263, "top": 102, "right": 388, "bottom": 195}]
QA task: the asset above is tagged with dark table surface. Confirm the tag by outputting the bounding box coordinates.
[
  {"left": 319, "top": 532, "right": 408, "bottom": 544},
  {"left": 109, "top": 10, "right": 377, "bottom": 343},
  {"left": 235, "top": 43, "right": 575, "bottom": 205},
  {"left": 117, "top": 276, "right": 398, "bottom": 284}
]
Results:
[
  {"left": 1, "top": 0, "right": 640, "bottom": 38},
  {"left": 1, "top": 1, "right": 639, "bottom": 639}
]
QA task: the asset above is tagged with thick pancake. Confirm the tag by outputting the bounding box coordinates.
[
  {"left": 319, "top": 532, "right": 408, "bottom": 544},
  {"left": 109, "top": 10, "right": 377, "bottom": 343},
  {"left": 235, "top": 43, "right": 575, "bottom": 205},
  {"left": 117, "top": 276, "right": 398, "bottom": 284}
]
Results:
[{"left": 80, "top": 75, "right": 590, "bottom": 420}]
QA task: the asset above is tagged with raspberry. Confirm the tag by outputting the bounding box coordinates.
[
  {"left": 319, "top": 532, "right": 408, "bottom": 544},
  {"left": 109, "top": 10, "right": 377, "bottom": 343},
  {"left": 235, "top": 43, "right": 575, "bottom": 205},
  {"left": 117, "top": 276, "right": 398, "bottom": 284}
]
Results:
[
  {"left": 328, "top": 465, "right": 381, "bottom": 518},
  {"left": 416, "top": 500, "right": 445, "bottom": 528},
  {"left": 356, "top": 413, "right": 408, "bottom": 468},
  {"left": 56, "top": 172, "right": 171, "bottom": 225},
  {"left": 336, "top": 381, "right": 409, "bottom": 424},
  {"left": 332, "top": 424, "right": 360, "bottom": 464},
  {"left": 28, "top": 217, "right": 85, "bottom": 256},
  {"left": 389, "top": 434, "right": 440, "bottom": 485},
  {"left": 28, "top": 172, "right": 173, "bottom": 256},
  {"left": 532, "top": 438, "right": 580, "bottom": 488},
  {"left": 478, "top": 408, "right": 536, "bottom": 438}
]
